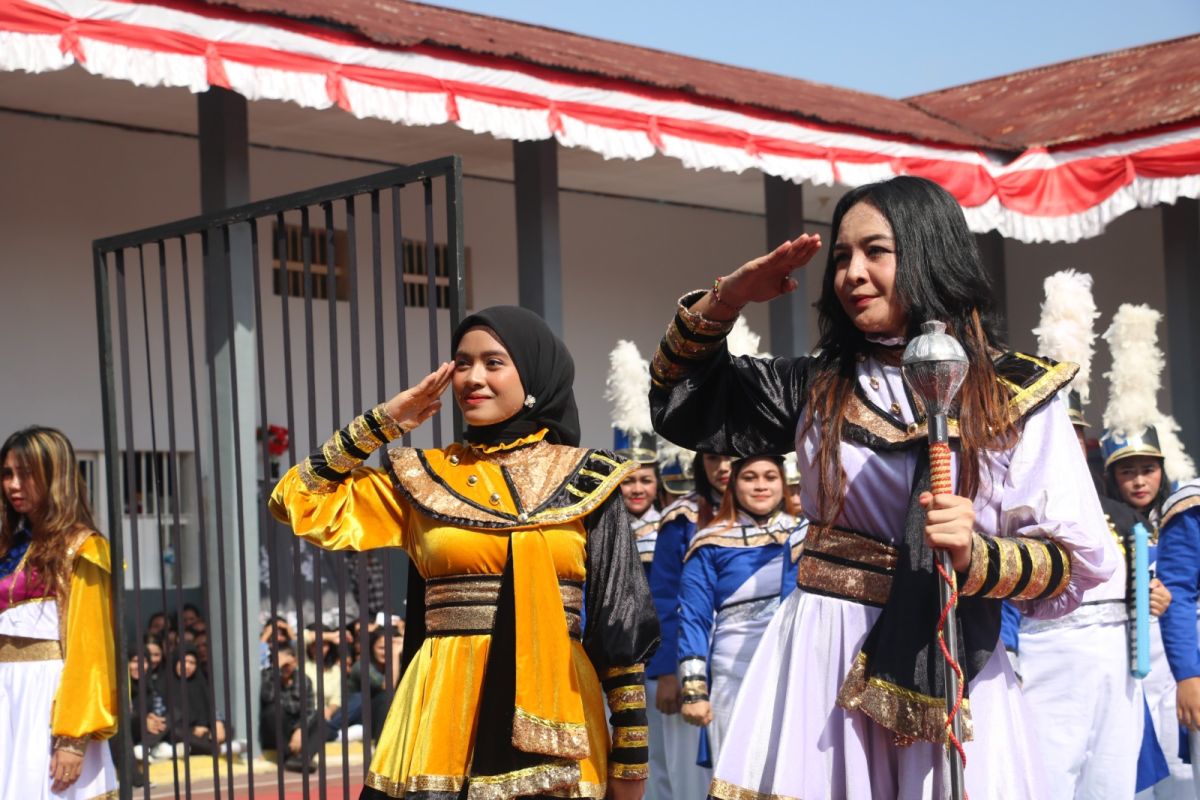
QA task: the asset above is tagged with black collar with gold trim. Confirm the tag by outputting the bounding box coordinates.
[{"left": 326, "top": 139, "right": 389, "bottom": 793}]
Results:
[
  {"left": 388, "top": 440, "right": 635, "bottom": 530},
  {"left": 842, "top": 351, "right": 1077, "bottom": 451}
]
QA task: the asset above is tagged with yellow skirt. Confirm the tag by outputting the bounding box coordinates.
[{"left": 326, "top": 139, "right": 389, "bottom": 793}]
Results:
[{"left": 364, "top": 635, "right": 610, "bottom": 799}]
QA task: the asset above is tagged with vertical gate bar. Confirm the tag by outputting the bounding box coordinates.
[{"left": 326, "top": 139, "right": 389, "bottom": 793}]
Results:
[
  {"left": 383, "top": 186, "right": 405, "bottom": 695},
  {"left": 300, "top": 204, "right": 326, "bottom": 797},
  {"left": 362, "top": 189, "right": 383, "bottom": 769},
  {"left": 319, "top": 200, "right": 348, "bottom": 796},
  {"left": 422, "top": 179, "right": 442, "bottom": 448},
  {"left": 259, "top": 216, "right": 289, "bottom": 792},
  {"left": 181, "top": 232, "right": 213, "bottom": 799},
  {"left": 223, "top": 220, "right": 260, "bottom": 800},
  {"left": 114, "top": 248, "right": 152, "bottom": 797},
  {"left": 157, "top": 238, "right": 193, "bottom": 795},
  {"left": 343, "top": 195, "right": 364, "bottom": 797},
  {"left": 288, "top": 206, "right": 313, "bottom": 799},
  {"left": 94, "top": 247, "right": 133, "bottom": 800},
  {"left": 136, "top": 245, "right": 175, "bottom": 797},
  {"left": 390, "top": 185, "right": 411, "bottom": 449},
  {"left": 442, "top": 160, "right": 466, "bottom": 440},
  {"left": 201, "top": 228, "right": 234, "bottom": 797}
]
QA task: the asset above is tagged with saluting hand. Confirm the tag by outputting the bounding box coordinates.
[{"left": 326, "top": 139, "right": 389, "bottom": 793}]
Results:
[
  {"left": 710, "top": 234, "right": 823, "bottom": 310},
  {"left": 383, "top": 363, "right": 453, "bottom": 434}
]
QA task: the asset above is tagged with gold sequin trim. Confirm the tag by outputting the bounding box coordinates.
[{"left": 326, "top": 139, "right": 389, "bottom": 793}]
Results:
[
  {"left": 323, "top": 434, "right": 361, "bottom": 474},
  {"left": 836, "top": 653, "right": 974, "bottom": 745},
  {"left": 546, "top": 780, "right": 605, "bottom": 799},
  {"left": 425, "top": 604, "right": 498, "bottom": 634},
  {"left": 1014, "top": 539, "right": 1051, "bottom": 601},
  {"left": 424, "top": 577, "right": 583, "bottom": 637},
  {"left": 608, "top": 762, "right": 649, "bottom": 781},
  {"left": 297, "top": 458, "right": 338, "bottom": 493},
  {"left": 425, "top": 577, "right": 502, "bottom": 605},
  {"left": 347, "top": 413, "right": 383, "bottom": 453},
  {"left": 612, "top": 725, "right": 648, "bottom": 749},
  {"left": 650, "top": 348, "right": 691, "bottom": 390},
  {"left": 602, "top": 664, "right": 644, "bottom": 679},
  {"left": 708, "top": 778, "right": 802, "bottom": 800},
  {"left": 987, "top": 537, "right": 1023, "bottom": 599},
  {"left": 51, "top": 734, "right": 90, "bottom": 755},
  {"left": 664, "top": 319, "right": 723, "bottom": 361},
  {"left": 606, "top": 686, "right": 647, "bottom": 713},
  {"left": 796, "top": 526, "right": 896, "bottom": 607},
  {"left": 466, "top": 760, "right": 581, "bottom": 800},
  {"left": 0, "top": 635, "right": 62, "bottom": 663},
  {"left": 676, "top": 291, "right": 737, "bottom": 338},
  {"left": 372, "top": 404, "right": 407, "bottom": 441},
  {"left": 364, "top": 771, "right": 464, "bottom": 798},
  {"left": 1048, "top": 541, "right": 1072, "bottom": 598},
  {"left": 512, "top": 707, "right": 590, "bottom": 759},
  {"left": 959, "top": 533, "right": 989, "bottom": 597}
]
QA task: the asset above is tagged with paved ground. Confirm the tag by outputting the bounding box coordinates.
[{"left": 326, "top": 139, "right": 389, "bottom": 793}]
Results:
[{"left": 127, "top": 743, "right": 367, "bottom": 799}]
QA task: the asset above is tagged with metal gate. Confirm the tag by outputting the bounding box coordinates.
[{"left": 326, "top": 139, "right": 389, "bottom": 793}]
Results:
[{"left": 92, "top": 157, "right": 465, "bottom": 799}]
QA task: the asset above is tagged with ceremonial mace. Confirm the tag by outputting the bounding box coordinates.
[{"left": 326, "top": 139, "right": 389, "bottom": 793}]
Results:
[{"left": 901, "top": 320, "right": 968, "bottom": 800}]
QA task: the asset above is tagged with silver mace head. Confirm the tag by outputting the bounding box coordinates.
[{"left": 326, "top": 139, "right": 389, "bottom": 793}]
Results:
[{"left": 901, "top": 321, "right": 969, "bottom": 435}]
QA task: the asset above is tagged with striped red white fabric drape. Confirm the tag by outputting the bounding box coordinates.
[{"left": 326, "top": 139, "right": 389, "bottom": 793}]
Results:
[{"left": 3, "top": 0, "right": 1198, "bottom": 243}]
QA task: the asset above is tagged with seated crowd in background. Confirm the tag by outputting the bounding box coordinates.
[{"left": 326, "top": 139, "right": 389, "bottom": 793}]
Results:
[{"left": 124, "top": 604, "right": 406, "bottom": 774}]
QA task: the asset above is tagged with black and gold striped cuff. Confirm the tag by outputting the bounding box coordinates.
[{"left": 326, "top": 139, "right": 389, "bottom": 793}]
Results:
[
  {"left": 298, "top": 405, "right": 407, "bottom": 493},
  {"left": 958, "top": 532, "right": 1072, "bottom": 601},
  {"left": 602, "top": 664, "right": 649, "bottom": 779},
  {"left": 650, "top": 290, "right": 736, "bottom": 390}
]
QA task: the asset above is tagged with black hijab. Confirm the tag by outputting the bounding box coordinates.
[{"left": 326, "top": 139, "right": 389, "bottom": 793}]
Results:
[{"left": 451, "top": 306, "right": 580, "bottom": 447}]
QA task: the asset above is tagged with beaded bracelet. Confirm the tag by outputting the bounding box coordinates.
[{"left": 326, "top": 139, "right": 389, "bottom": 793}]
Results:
[{"left": 711, "top": 276, "right": 746, "bottom": 313}]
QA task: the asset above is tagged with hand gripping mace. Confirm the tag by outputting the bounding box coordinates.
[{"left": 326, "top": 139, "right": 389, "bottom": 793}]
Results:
[{"left": 901, "top": 320, "right": 969, "bottom": 800}]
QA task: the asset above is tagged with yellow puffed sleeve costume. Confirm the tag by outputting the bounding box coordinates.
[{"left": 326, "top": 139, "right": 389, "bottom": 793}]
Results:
[
  {"left": 270, "top": 405, "right": 660, "bottom": 800},
  {"left": 51, "top": 533, "right": 119, "bottom": 746}
]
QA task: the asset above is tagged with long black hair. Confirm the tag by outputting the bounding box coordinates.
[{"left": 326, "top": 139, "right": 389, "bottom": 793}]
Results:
[{"left": 804, "top": 176, "right": 1015, "bottom": 522}]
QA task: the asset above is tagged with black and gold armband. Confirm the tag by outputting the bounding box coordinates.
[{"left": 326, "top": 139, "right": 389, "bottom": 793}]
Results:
[
  {"left": 958, "top": 532, "right": 1072, "bottom": 601},
  {"left": 678, "top": 656, "right": 710, "bottom": 703},
  {"left": 650, "top": 291, "right": 737, "bottom": 391},
  {"left": 298, "top": 404, "right": 407, "bottom": 493},
  {"left": 602, "top": 664, "right": 649, "bottom": 780}
]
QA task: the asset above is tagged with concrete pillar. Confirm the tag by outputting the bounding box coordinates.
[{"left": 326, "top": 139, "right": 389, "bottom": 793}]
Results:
[
  {"left": 1162, "top": 198, "right": 1200, "bottom": 465},
  {"left": 514, "top": 139, "right": 563, "bottom": 336},
  {"left": 975, "top": 230, "right": 1008, "bottom": 341},
  {"left": 197, "top": 87, "right": 260, "bottom": 746},
  {"left": 764, "top": 175, "right": 809, "bottom": 356}
]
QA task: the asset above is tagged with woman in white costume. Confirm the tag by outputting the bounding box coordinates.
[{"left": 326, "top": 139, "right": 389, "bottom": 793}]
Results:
[{"left": 0, "top": 426, "right": 118, "bottom": 799}]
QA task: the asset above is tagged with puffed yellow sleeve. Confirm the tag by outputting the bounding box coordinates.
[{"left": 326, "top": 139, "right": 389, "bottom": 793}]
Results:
[
  {"left": 268, "top": 404, "right": 409, "bottom": 552},
  {"left": 51, "top": 534, "right": 118, "bottom": 747}
]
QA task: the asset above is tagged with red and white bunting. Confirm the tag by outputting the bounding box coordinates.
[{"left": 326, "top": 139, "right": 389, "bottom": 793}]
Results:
[{"left": 3, "top": 0, "right": 1199, "bottom": 243}]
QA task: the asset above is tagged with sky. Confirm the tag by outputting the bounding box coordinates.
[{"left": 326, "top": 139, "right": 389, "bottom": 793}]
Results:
[{"left": 426, "top": 0, "right": 1200, "bottom": 98}]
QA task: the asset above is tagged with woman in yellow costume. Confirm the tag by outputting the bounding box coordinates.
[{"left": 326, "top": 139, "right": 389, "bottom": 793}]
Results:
[
  {"left": 0, "top": 427, "right": 118, "bottom": 799},
  {"left": 271, "top": 306, "right": 660, "bottom": 800}
]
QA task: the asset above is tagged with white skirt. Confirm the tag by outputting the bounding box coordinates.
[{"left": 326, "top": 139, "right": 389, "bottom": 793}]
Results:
[
  {"left": 0, "top": 655, "right": 116, "bottom": 799},
  {"left": 710, "top": 589, "right": 1048, "bottom": 800}
]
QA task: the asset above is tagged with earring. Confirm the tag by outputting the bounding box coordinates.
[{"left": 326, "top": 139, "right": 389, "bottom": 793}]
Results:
[{"left": 523, "top": 394, "right": 537, "bottom": 408}]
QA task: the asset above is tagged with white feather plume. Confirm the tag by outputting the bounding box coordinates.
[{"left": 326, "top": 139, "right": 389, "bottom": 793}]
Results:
[
  {"left": 604, "top": 340, "right": 653, "bottom": 435},
  {"left": 1102, "top": 304, "right": 1196, "bottom": 482},
  {"left": 1033, "top": 269, "right": 1099, "bottom": 404},
  {"left": 656, "top": 438, "right": 694, "bottom": 474},
  {"left": 727, "top": 317, "right": 772, "bottom": 359}
]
